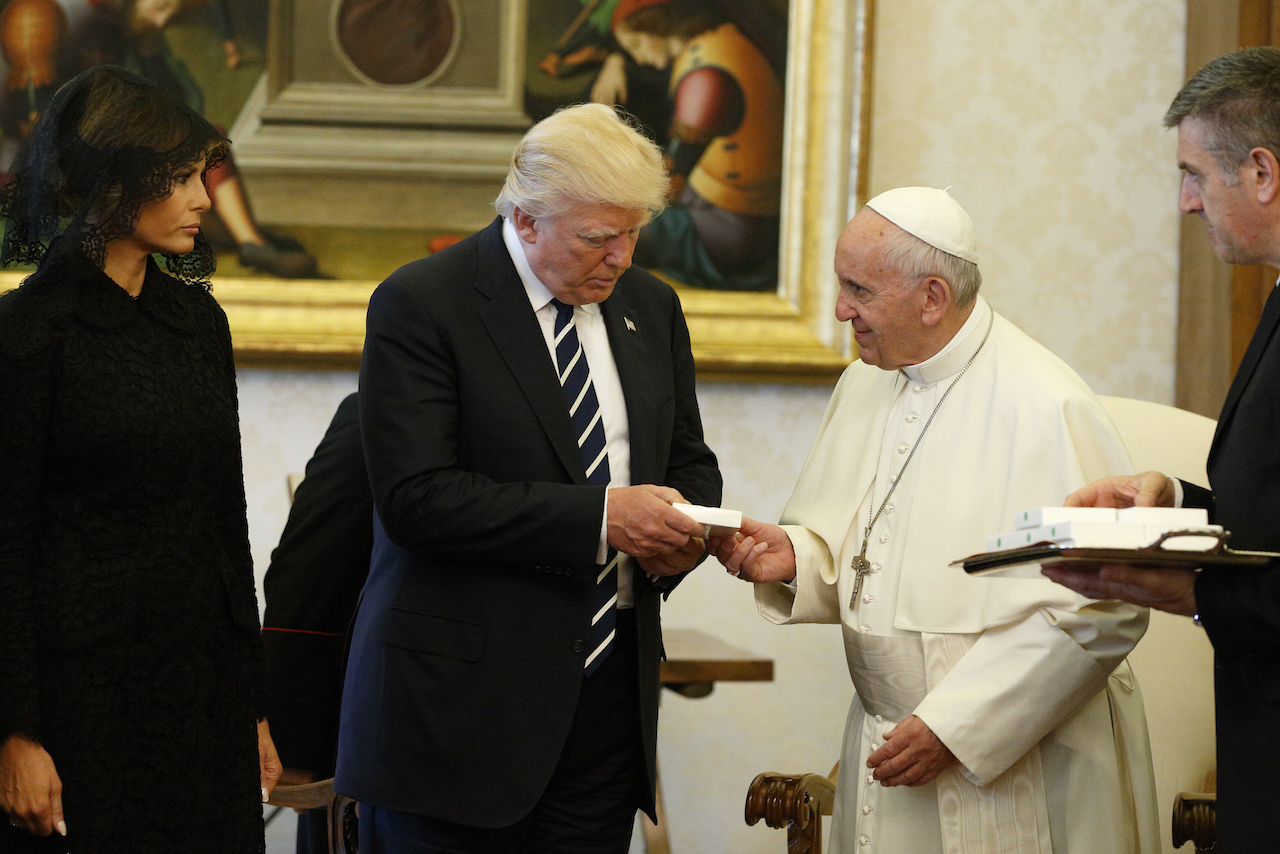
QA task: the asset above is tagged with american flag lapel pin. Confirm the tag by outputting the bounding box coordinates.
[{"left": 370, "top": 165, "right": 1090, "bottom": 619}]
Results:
[{"left": 625, "top": 317, "right": 637, "bottom": 332}]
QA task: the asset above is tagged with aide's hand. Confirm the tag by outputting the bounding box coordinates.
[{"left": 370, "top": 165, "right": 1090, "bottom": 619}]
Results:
[
  {"left": 607, "top": 485, "right": 703, "bottom": 558},
  {"left": 0, "top": 735, "right": 65, "bottom": 837},
  {"left": 1065, "top": 471, "right": 1175, "bottom": 509},
  {"left": 708, "top": 517, "right": 797, "bottom": 583},
  {"left": 867, "top": 715, "right": 958, "bottom": 787},
  {"left": 638, "top": 535, "right": 706, "bottom": 577},
  {"left": 258, "top": 719, "right": 282, "bottom": 802},
  {"left": 1041, "top": 563, "right": 1198, "bottom": 616}
]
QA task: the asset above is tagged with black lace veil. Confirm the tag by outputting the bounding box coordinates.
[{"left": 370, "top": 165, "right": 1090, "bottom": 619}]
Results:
[{"left": 0, "top": 65, "right": 229, "bottom": 286}]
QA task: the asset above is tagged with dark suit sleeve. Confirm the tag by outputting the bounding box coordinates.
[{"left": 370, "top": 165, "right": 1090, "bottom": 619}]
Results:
[
  {"left": 262, "top": 393, "right": 373, "bottom": 774},
  {"left": 1180, "top": 478, "right": 1280, "bottom": 661},
  {"left": 359, "top": 275, "right": 607, "bottom": 571}
]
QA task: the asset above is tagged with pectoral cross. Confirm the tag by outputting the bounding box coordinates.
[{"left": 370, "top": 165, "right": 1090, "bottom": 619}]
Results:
[{"left": 850, "top": 533, "right": 871, "bottom": 609}]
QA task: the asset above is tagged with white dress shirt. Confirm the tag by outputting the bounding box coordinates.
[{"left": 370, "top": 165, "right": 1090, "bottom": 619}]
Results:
[{"left": 502, "top": 217, "right": 634, "bottom": 607}]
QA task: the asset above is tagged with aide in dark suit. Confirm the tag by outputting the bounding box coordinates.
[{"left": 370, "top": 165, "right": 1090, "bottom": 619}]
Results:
[
  {"left": 261, "top": 392, "right": 371, "bottom": 854},
  {"left": 335, "top": 103, "right": 722, "bottom": 853},
  {"left": 1043, "top": 47, "right": 1280, "bottom": 851}
]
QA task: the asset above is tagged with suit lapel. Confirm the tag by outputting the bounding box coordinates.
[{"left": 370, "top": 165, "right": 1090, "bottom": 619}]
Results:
[
  {"left": 475, "top": 221, "right": 587, "bottom": 483},
  {"left": 1211, "top": 282, "right": 1280, "bottom": 464},
  {"left": 602, "top": 291, "right": 656, "bottom": 484}
]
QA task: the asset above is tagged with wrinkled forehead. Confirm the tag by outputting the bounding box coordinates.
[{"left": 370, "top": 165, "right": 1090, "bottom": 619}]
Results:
[
  {"left": 836, "top": 211, "right": 900, "bottom": 273},
  {"left": 558, "top": 202, "right": 647, "bottom": 237}
]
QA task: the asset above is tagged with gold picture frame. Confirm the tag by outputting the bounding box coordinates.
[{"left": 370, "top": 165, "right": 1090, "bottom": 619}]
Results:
[{"left": 2, "top": 0, "right": 874, "bottom": 383}]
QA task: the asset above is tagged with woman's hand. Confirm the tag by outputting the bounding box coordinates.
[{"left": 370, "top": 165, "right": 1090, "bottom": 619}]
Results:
[
  {"left": 257, "top": 720, "right": 282, "bottom": 802},
  {"left": 0, "top": 735, "right": 65, "bottom": 836}
]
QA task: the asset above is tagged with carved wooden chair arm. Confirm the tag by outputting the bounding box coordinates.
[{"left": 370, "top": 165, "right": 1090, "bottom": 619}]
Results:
[
  {"left": 268, "top": 778, "right": 338, "bottom": 811},
  {"left": 1171, "top": 791, "right": 1216, "bottom": 852},
  {"left": 267, "top": 778, "right": 360, "bottom": 854},
  {"left": 745, "top": 765, "right": 839, "bottom": 853},
  {"left": 745, "top": 771, "right": 836, "bottom": 830}
]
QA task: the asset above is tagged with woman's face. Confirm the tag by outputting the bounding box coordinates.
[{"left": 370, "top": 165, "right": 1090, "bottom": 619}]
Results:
[{"left": 121, "top": 158, "right": 211, "bottom": 257}]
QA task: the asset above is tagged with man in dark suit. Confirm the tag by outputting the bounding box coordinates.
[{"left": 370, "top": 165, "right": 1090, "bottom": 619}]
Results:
[
  {"left": 261, "top": 392, "right": 371, "bottom": 853},
  {"left": 335, "top": 103, "right": 722, "bottom": 853},
  {"left": 1042, "top": 47, "right": 1280, "bottom": 852}
]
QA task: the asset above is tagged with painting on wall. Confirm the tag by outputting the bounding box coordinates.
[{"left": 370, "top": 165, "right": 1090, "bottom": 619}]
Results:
[
  {"left": 525, "top": 0, "right": 788, "bottom": 293},
  {"left": 0, "top": 0, "right": 325, "bottom": 278},
  {"left": 0, "top": 0, "right": 875, "bottom": 381}
]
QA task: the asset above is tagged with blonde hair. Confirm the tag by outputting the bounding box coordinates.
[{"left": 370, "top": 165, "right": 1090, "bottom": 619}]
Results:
[{"left": 494, "top": 103, "right": 668, "bottom": 223}]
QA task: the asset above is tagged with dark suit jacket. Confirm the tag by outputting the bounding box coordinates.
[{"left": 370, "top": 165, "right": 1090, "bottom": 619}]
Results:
[
  {"left": 1182, "top": 283, "right": 1280, "bottom": 852},
  {"left": 262, "top": 392, "right": 372, "bottom": 777},
  {"left": 334, "top": 218, "right": 722, "bottom": 828}
]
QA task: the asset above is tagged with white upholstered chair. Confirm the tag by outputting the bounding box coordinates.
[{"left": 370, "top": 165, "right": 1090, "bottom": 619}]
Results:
[{"left": 1098, "top": 396, "right": 1217, "bottom": 854}]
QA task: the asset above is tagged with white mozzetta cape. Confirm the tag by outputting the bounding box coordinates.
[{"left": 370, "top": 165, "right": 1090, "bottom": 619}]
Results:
[{"left": 757, "top": 300, "right": 1159, "bottom": 854}]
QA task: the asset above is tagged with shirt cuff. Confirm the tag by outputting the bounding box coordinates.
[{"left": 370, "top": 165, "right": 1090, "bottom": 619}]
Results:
[{"left": 597, "top": 490, "right": 610, "bottom": 565}]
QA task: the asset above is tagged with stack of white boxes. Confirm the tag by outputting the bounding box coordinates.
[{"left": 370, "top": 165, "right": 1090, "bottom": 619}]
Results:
[{"left": 986, "top": 506, "right": 1223, "bottom": 553}]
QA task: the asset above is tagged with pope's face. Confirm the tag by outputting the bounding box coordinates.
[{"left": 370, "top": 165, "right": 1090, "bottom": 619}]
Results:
[
  {"left": 833, "top": 212, "right": 933, "bottom": 370},
  {"left": 1176, "top": 117, "right": 1269, "bottom": 266},
  {"left": 514, "top": 203, "right": 643, "bottom": 305}
]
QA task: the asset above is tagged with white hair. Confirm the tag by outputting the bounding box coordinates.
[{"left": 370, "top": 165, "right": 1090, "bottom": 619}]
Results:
[
  {"left": 878, "top": 217, "right": 982, "bottom": 306},
  {"left": 494, "top": 103, "right": 669, "bottom": 223}
]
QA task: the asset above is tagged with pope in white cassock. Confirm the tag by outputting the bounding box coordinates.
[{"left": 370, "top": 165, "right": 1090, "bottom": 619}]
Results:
[{"left": 712, "top": 187, "right": 1159, "bottom": 854}]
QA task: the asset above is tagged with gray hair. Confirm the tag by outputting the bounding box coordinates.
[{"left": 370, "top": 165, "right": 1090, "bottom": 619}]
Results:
[
  {"left": 877, "top": 218, "right": 982, "bottom": 307},
  {"left": 1164, "top": 46, "right": 1280, "bottom": 181},
  {"left": 494, "top": 103, "right": 668, "bottom": 222}
]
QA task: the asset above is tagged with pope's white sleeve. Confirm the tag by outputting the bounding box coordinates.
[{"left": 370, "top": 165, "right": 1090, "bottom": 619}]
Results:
[
  {"left": 755, "top": 525, "right": 843, "bottom": 625},
  {"left": 912, "top": 599, "right": 1148, "bottom": 785}
]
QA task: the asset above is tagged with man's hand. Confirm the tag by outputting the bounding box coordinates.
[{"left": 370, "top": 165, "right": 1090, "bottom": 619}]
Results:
[
  {"left": 607, "top": 484, "right": 704, "bottom": 558},
  {"left": 0, "top": 735, "right": 65, "bottom": 836},
  {"left": 258, "top": 719, "right": 282, "bottom": 802},
  {"left": 867, "top": 715, "right": 958, "bottom": 787},
  {"left": 637, "top": 535, "right": 706, "bottom": 577},
  {"left": 1053, "top": 470, "right": 1197, "bottom": 615},
  {"left": 708, "top": 517, "right": 798, "bottom": 583},
  {"left": 1042, "top": 564, "right": 1198, "bottom": 616},
  {"left": 1065, "top": 471, "right": 1175, "bottom": 509}
]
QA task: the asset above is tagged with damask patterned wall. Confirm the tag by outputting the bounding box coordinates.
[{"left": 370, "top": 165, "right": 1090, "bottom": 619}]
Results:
[{"left": 237, "top": 0, "right": 1189, "bottom": 851}]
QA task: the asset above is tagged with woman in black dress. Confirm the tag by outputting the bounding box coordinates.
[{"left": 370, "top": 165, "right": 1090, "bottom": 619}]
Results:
[{"left": 0, "top": 65, "right": 280, "bottom": 852}]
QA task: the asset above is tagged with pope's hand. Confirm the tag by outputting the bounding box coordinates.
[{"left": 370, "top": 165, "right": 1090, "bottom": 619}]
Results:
[
  {"left": 709, "top": 517, "right": 797, "bottom": 583},
  {"left": 1065, "top": 471, "right": 1175, "bottom": 509},
  {"left": 867, "top": 715, "right": 958, "bottom": 787}
]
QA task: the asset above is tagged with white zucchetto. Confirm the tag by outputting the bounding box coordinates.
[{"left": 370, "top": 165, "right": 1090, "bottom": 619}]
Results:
[{"left": 865, "top": 186, "right": 978, "bottom": 265}]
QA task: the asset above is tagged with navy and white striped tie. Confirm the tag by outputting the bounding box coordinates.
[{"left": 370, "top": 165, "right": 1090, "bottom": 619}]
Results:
[{"left": 551, "top": 299, "right": 617, "bottom": 675}]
